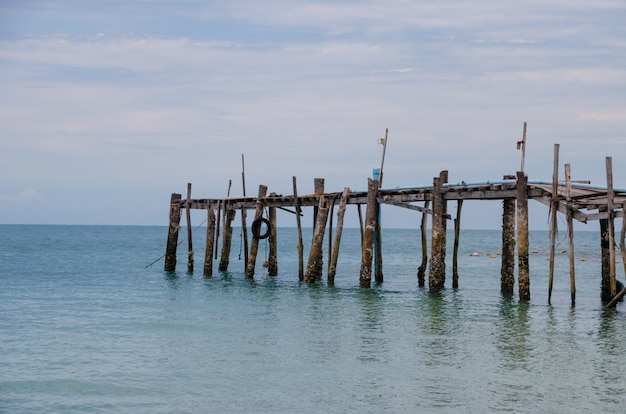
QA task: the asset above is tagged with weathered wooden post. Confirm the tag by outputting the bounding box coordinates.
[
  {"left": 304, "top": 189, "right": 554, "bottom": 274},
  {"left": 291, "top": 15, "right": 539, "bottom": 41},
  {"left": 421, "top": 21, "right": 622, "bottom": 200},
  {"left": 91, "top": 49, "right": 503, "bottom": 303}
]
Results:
[
  {"left": 304, "top": 196, "right": 330, "bottom": 282},
  {"left": 267, "top": 203, "right": 278, "bottom": 276},
  {"left": 241, "top": 155, "right": 249, "bottom": 269},
  {"left": 600, "top": 213, "right": 611, "bottom": 301},
  {"left": 218, "top": 209, "right": 236, "bottom": 272},
  {"left": 164, "top": 193, "right": 182, "bottom": 271},
  {"left": 548, "top": 144, "right": 560, "bottom": 304},
  {"left": 516, "top": 171, "right": 530, "bottom": 301},
  {"left": 565, "top": 164, "right": 576, "bottom": 305},
  {"left": 328, "top": 187, "right": 350, "bottom": 284},
  {"left": 186, "top": 183, "right": 194, "bottom": 273},
  {"left": 313, "top": 178, "right": 325, "bottom": 231},
  {"left": 606, "top": 157, "right": 617, "bottom": 299},
  {"left": 203, "top": 208, "right": 216, "bottom": 276},
  {"left": 246, "top": 185, "right": 268, "bottom": 278},
  {"left": 417, "top": 200, "right": 429, "bottom": 287},
  {"left": 428, "top": 170, "right": 448, "bottom": 292},
  {"left": 293, "top": 177, "right": 304, "bottom": 281},
  {"left": 452, "top": 199, "right": 463, "bottom": 288},
  {"left": 501, "top": 198, "right": 516, "bottom": 294},
  {"left": 606, "top": 200, "right": 626, "bottom": 307},
  {"left": 360, "top": 178, "right": 379, "bottom": 288}
]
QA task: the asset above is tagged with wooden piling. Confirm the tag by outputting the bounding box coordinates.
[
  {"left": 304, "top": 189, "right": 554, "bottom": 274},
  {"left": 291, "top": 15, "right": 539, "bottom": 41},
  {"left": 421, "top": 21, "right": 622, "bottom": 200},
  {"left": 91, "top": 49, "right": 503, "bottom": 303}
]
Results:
[
  {"left": 164, "top": 193, "right": 182, "bottom": 272},
  {"left": 218, "top": 209, "right": 236, "bottom": 272},
  {"left": 267, "top": 204, "right": 278, "bottom": 276},
  {"left": 565, "top": 164, "right": 576, "bottom": 305},
  {"left": 501, "top": 198, "right": 516, "bottom": 294},
  {"left": 516, "top": 171, "right": 530, "bottom": 301},
  {"left": 452, "top": 200, "right": 463, "bottom": 289},
  {"left": 203, "top": 208, "right": 216, "bottom": 276},
  {"left": 241, "top": 155, "right": 249, "bottom": 268},
  {"left": 313, "top": 178, "right": 325, "bottom": 231},
  {"left": 548, "top": 144, "right": 559, "bottom": 304},
  {"left": 245, "top": 185, "right": 268, "bottom": 278},
  {"left": 304, "top": 195, "right": 330, "bottom": 282},
  {"left": 417, "top": 200, "right": 429, "bottom": 287},
  {"left": 328, "top": 187, "right": 350, "bottom": 284},
  {"left": 374, "top": 207, "right": 383, "bottom": 284},
  {"left": 186, "top": 183, "right": 194, "bottom": 273},
  {"left": 606, "top": 157, "right": 617, "bottom": 298},
  {"left": 607, "top": 200, "right": 626, "bottom": 308},
  {"left": 428, "top": 171, "right": 448, "bottom": 292},
  {"left": 600, "top": 214, "right": 611, "bottom": 301},
  {"left": 360, "top": 178, "right": 379, "bottom": 288},
  {"left": 293, "top": 177, "right": 304, "bottom": 281},
  {"left": 357, "top": 204, "right": 364, "bottom": 243}
]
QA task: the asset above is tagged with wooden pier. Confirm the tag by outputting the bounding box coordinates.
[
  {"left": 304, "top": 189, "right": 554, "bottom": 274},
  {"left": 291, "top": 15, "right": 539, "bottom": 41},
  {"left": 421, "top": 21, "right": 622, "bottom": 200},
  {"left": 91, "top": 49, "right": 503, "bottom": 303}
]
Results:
[{"left": 164, "top": 144, "right": 626, "bottom": 307}]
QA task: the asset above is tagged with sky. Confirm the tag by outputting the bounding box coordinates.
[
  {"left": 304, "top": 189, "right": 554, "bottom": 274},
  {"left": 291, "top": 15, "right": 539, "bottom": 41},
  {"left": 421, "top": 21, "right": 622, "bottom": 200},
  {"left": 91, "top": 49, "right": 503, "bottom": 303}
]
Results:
[{"left": 1, "top": 0, "right": 625, "bottom": 230}]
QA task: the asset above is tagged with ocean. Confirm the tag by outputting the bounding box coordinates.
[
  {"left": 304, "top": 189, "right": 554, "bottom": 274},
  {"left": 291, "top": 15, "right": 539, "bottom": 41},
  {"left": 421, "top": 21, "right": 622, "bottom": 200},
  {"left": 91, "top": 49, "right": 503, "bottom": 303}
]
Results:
[{"left": 1, "top": 224, "right": 625, "bottom": 413}]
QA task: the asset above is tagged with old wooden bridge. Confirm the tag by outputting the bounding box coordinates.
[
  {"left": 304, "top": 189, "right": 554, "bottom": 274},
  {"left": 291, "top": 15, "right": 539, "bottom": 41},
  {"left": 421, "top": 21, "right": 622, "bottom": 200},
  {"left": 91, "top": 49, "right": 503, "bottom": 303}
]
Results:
[{"left": 163, "top": 143, "right": 626, "bottom": 307}]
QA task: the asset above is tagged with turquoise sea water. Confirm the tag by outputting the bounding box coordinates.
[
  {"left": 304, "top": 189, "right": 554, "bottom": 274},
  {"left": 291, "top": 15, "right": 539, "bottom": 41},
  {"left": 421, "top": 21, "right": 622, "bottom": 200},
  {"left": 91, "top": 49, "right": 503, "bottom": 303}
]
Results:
[{"left": 1, "top": 224, "right": 625, "bottom": 413}]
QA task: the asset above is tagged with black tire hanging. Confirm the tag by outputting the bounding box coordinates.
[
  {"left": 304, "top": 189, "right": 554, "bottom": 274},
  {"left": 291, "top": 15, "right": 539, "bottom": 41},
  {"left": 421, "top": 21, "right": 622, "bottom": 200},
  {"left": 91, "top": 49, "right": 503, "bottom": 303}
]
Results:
[{"left": 251, "top": 217, "right": 272, "bottom": 240}]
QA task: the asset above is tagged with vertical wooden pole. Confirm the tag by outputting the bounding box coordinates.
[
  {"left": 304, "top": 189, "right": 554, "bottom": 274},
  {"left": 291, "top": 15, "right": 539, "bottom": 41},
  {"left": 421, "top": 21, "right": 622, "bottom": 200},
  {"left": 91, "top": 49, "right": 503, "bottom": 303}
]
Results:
[
  {"left": 246, "top": 185, "right": 268, "bottom": 278},
  {"left": 548, "top": 144, "right": 560, "bottom": 304},
  {"left": 293, "top": 177, "right": 304, "bottom": 281},
  {"left": 374, "top": 206, "right": 383, "bottom": 284},
  {"left": 360, "top": 178, "right": 379, "bottom": 288},
  {"left": 241, "top": 154, "right": 249, "bottom": 268},
  {"left": 621, "top": 201, "right": 626, "bottom": 288},
  {"left": 328, "top": 196, "right": 335, "bottom": 269},
  {"left": 428, "top": 171, "right": 448, "bottom": 292},
  {"left": 600, "top": 213, "right": 611, "bottom": 301},
  {"left": 565, "top": 164, "right": 576, "bottom": 305},
  {"left": 501, "top": 198, "right": 516, "bottom": 294},
  {"left": 417, "top": 200, "right": 429, "bottom": 287},
  {"left": 516, "top": 171, "right": 530, "bottom": 301},
  {"left": 313, "top": 178, "right": 325, "bottom": 232},
  {"left": 328, "top": 187, "right": 351, "bottom": 284},
  {"left": 164, "top": 193, "right": 182, "bottom": 272},
  {"left": 452, "top": 199, "right": 463, "bottom": 289},
  {"left": 186, "top": 183, "right": 194, "bottom": 273},
  {"left": 267, "top": 204, "right": 278, "bottom": 276},
  {"left": 204, "top": 208, "right": 216, "bottom": 276},
  {"left": 218, "top": 209, "right": 235, "bottom": 272},
  {"left": 606, "top": 157, "right": 617, "bottom": 298},
  {"left": 304, "top": 196, "right": 330, "bottom": 282},
  {"left": 214, "top": 200, "right": 221, "bottom": 257}
]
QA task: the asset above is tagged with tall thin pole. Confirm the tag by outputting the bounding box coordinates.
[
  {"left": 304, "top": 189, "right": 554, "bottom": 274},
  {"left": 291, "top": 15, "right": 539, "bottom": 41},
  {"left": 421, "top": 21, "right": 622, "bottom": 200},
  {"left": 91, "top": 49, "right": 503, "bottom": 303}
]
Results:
[
  {"left": 548, "top": 143, "right": 559, "bottom": 304},
  {"left": 241, "top": 154, "right": 249, "bottom": 267}
]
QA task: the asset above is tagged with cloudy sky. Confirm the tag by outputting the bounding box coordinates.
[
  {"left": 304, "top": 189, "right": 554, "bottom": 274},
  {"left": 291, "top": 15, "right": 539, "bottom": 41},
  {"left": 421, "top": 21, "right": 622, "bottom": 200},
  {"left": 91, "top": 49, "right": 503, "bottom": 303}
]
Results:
[{"left": 1, "top": 0, "right": 625, "bottom": 229}]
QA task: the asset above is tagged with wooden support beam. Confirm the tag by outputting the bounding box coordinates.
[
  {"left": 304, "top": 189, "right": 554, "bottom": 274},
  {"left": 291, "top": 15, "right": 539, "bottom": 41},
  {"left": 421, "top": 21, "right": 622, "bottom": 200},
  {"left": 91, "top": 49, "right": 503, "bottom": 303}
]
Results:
[
  {"left": 203, "top": 208, "right": 216, "bottom": 276},
  {"left": 218, "top": 209, "right": 235, "bottom": 272},
  {"left": 417, "top": 200, "right": 429, "bottom": 287},
  {"left": 501, "top": 198, "right": 516, "bottom": 294},
  {"left": 517, "top": 172, "right": 530, "bottom": 301},
  {"left": 328, "top": 187, "right": 350, "bottom": 285},
  {"left": 548, "top": 144, "right": 559, "bottom": 304},
  {"left": 305, "top": 195, "right": 330, "bottom": 282},
  {"left": 606, "top": 157, "right": 617, "bottom": 298},
  {"left": 360, "top": 178, "right": 379, "bottom": 288},
  {"left": 267, "top": 205, "right": 278, "bottom": 276},
  {"left": 428, "top": 171, "right": 448, "bottom": 292},
  {"left": 293, "top": 177, "right": 304, "bottom": 281},
  {"left": 186, "top": 183, "right": 194, "bottom": 273},
  {"left": 600, "top": 213, "right": 611, "bottom": 301},
  {"left": 452, "top": 200, "right": 463, "bottom": 289},
  {"left": 565, "top": 164, "right": 576, "bottom": 305},
  {"left": 246, "top": 185, "right": 268, "bottom": 278},
  {"left": 164, "top": 193, "right": 182, "bottom": 272}
]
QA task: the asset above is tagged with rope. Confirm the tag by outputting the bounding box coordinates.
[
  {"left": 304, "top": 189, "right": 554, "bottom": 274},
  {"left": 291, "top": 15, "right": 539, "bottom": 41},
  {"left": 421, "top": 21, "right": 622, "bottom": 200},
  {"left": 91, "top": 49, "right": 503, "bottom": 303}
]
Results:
[{"left": 144, "top": 217, "right": 208, "bottom": 269}]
